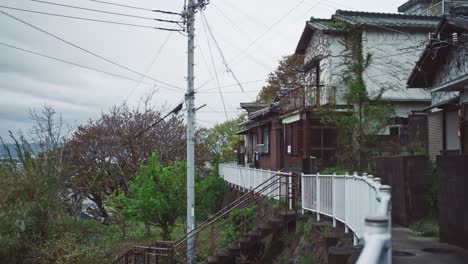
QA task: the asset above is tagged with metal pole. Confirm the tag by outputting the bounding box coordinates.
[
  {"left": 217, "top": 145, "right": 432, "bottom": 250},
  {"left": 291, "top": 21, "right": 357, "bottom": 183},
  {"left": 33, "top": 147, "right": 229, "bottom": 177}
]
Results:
[{"left": 186, "top": 0, "right": 196, "bottom": 262}]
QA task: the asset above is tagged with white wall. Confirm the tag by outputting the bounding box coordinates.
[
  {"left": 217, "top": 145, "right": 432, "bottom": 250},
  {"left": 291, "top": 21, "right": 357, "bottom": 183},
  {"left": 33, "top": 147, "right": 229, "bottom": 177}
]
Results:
[
  {"left": 304, "top": 29, "right": 432, "bottom": 118},
  {"left": 446, "top": 110, "right": 461, "bottom": 150},
  {"left": 363, "top": 30, "right": 431, "bottom": 118}
]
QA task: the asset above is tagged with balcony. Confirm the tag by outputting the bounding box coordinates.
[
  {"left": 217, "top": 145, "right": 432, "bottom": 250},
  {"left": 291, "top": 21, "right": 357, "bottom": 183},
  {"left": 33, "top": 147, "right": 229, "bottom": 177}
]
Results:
[
  {"left": 280, "top": 85, "right": 336, "bottom": 114},
  {"left": 417, "top": 0, "right": 464, "bottom": 16}
]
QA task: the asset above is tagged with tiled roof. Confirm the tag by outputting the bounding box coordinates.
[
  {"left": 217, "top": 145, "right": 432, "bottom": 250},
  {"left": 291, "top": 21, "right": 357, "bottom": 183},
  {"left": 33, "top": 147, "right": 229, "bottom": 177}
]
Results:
[
  {"left": 398, "top": 0, "right": 432, "bottom": 13},
  {"left": 308, "top": 18, "right": 345, "bottom": 32},
  {"left": 333, "top": 10, "right": 440, "bottom": 29}
]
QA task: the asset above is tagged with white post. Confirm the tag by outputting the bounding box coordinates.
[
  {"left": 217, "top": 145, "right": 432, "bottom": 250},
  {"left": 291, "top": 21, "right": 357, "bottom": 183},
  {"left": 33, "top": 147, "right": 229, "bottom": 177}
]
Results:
[
  {"left": 301, "top": 173, "right": 305, "bottom": 214},
  {"left": 316, "top": 172, "right": 321, "bottom": 221},
  {"left": 379, "top": 185, "right": 392, "bottom": 264},
  {"left": 289, "top": 172, "right": 293, "bottom": 210},
  {"left": 344, "top": 172, "right": 349, "bottom": 234},
  {"left": 357, "top": 217, "right": 391, "bottom": 264},
  {"left": 332, "top": 172, "right": 336, "bottom": 227}
]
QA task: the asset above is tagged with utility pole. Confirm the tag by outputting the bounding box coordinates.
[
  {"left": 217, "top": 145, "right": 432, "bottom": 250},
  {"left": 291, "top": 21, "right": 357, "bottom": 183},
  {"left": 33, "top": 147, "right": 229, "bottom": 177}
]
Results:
[
  {"left": 185, "top": 1, "right": 208, "bottom": 262},
  {"left": 186, "top": 0, "right": 196, "bottom": 263}
]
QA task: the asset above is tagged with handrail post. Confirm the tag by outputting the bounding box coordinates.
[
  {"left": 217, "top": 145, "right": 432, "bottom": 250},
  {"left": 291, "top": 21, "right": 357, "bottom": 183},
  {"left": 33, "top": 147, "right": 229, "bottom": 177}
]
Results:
[
  {"left": 357, "top": 217, "right": 391, "bottom": 264},
  {"left": 316, "top": 172, "right": 321, "bottom": 221},
  {"left": 301, "top": 173, "right": 305, "bottom": 214},
  {"left": 289, "top": 172, "right": 293, "bottom": 211},
  {"left": 332, "top": 172, "right": 336, "bottom": 227},
  {"left": 344, "top": 172, "right": 349, "bottom": 234},
  {"left": 210, "top": 224, "right": 215, "bottom": 257},
  {"left": 379, "top": 185, "right": 392, "bottom": 264}
]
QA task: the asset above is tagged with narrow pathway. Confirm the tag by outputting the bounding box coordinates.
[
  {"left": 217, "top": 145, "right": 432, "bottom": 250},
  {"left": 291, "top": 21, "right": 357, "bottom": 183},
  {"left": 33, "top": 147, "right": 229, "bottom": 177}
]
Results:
[{"left": 392, "top": 227, "right": 468, "bottom": 264}]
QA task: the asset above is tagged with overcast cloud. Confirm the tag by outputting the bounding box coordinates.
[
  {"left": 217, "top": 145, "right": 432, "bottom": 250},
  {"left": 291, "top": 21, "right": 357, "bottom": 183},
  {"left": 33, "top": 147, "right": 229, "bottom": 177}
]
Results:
[{"left": 0, "top": 0, "right": 407, "bottom": 140}]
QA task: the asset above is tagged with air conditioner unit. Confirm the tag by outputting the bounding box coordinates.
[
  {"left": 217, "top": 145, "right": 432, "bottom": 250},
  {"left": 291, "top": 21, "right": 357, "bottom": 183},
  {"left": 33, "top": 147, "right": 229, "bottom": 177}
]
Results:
[{"left": 256, "top": 144, "right": 265, "bottom": 154}]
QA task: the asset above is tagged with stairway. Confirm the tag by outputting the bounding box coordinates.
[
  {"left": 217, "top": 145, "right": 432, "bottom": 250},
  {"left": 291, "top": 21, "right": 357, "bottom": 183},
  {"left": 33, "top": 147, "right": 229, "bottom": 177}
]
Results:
[
  {"left": 112, "top": 173, "right": 299, "bottom": 264},
  {"left": 204, "top": 212, "right": 297, "bottom": 264}
]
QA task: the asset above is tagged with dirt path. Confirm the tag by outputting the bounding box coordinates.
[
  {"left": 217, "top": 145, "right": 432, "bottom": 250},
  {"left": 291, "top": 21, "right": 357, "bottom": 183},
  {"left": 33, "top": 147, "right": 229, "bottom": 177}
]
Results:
[{"left": 392, "top": 227, "right": 468, "bottom": 264}]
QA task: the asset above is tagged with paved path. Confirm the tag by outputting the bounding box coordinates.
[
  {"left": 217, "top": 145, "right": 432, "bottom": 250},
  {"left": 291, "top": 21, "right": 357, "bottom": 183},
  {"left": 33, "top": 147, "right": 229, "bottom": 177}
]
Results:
[{"left": 392, "top": 227, "right": 468, "bottom": 264}]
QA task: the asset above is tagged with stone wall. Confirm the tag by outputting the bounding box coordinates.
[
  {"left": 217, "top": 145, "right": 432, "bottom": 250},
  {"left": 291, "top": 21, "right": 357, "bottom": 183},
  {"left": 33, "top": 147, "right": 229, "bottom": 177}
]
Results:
[
  {"left": 372, "top": 156, "right": 430, "bottom": 226},
  {"left": 437, "top": 155, "right": 468, "bottom": 249}
]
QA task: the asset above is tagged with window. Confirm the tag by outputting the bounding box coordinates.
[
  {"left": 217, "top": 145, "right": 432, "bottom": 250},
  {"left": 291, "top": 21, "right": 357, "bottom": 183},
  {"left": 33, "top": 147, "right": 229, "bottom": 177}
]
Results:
[
  {"left": 286, "top": 122, "right": 300, "bottom": 155},
  {"left": 389, "top": 126, "right": 400, "bottom": 136},
  {"left": 263, "top": 128, "right": 270, "bottom": 154}
]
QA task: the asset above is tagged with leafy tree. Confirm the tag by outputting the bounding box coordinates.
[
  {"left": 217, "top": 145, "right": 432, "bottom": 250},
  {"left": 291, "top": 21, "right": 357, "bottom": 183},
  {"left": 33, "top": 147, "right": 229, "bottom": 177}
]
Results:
[
  {"left": 204, "top": 115, "right": 245, "bottom": 165},
  {"left": 195, "top": 173, "right": 225, "bottom": 220},
  {"left": 257, "top": 54, "right": 306, "bottom": 103},
  {"left": 64, "top": 99, "right": 209, "bottom": 221},
  {"left": 121, "top": 152, "right": 186, "bottom": 240}
]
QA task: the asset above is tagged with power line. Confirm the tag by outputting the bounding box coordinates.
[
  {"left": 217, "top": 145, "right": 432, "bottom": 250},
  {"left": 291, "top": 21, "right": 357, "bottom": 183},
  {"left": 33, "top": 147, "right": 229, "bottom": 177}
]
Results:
[
  {"left": 0, "top": 41, "right": 183, "bottom": 91},
  {"left": 124, "top": 33, "right": 174, "bottom": 101},
  {"left": 195, "top": 0, "right": 307, "bottom": 90},
  {"left": 133, "top": 103, "right": 184, "bottom": 139},
  {"left": 200, "top": 12, "right": 248, "bottom": 96},
  {"left": 89, "top": 0, "right": 181, "bottom": 16},
  {"left": 228, "top": 0, "right": 307, "bottom": 65},
  {"left": 28, "top": 0, "right": 182, "bottom": 24},
  {"left": 195, "top": 35, "right": 214, "bottom": 80},
  {"left": 0, "top": 5, "right": 182, "bottom": 31},
  {"left": 198, "top": 90, "right": 259, "bottom": 94},
  {"left": 197, "top": 79, "right": 265, "bottom": 92},
  {"left": 0, "top": 10, "right": 185, "bottom": 91},
  {"left": 200, "top": 11, "right": 229, "bottom": 120}
]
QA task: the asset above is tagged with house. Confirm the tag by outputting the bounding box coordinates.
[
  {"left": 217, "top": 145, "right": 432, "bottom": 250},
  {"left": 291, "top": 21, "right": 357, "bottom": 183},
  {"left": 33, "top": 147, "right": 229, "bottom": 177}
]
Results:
[
  {"left": 398, "top": 0, "right": 468, "bottom": 16},
  {"left": 407, "top": 4, "right": 468, "bottom": 160},
  {"left": 237, "top": 99, "right": 282, "bottom": 170},
  {"left": 290, "top": 10, "right": 438, "bottom": 166},
  {"left": 237, "top": 10, "right": 440, "bottom": 173}
]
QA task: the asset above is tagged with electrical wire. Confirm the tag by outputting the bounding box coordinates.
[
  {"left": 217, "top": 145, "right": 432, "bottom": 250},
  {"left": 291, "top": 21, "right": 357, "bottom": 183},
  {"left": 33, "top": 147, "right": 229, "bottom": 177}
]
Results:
[
  {"left": 28, "top": 0, "right": 182, "bottom": 24},
  {"left": 228, "top": 0, "right": 308, "bottom": 65},
  {"left": 200, "top": 11, "right": 229, "bottom": 120},
  {"left": 133, "top": 103, "right": 184, "bottom": 139},
  {"left": 0, "top": 41, "right": 182, "bottom": 91},
  {"left": 197, "top": 80, "right": 265, "bottom": 92},
  {"left": 0, "top": 10, "right": 185, "bottom": 91},
  {"left": 200, "top": 12, "right": 247, "bottom": 95},
  {"left": 89, "top": 0, "right": 181, "bottom": 16},
  {"left": 195, "top": 35, "right": 214, "bottom": 80},
  {"left": 0, "top": 5, "right": 183, "bottom": 31},
  {"left": 195, "top": 0, "right": 307, "bottom": 90},
  {"left": 124, "top": 33, "right": 174, "bottom": 101}
]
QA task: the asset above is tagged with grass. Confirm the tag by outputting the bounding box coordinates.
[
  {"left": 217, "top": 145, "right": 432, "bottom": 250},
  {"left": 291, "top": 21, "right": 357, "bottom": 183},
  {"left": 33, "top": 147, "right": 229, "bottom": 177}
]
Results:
[{"left": 409, "top": 215, "right": 439, "bottom": 239}]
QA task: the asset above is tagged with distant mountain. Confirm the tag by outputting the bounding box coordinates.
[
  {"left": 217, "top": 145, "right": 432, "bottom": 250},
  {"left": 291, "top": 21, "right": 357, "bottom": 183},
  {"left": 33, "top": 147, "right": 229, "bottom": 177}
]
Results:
[{"left": 0, "top": 143, "right": 41, "bottom": 159}]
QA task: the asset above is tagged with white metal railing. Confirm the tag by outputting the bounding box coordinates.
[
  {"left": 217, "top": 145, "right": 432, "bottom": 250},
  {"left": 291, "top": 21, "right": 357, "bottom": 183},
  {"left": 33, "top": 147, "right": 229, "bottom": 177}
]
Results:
[
  {"left": 219, "top": 163, "right": 293, "bottom": 203},
  {"left": 417, "top": 0, "right": 463, "bottom": 16},
  {"left": 301, "top": 172, "right": 392, "bottom": 264}
]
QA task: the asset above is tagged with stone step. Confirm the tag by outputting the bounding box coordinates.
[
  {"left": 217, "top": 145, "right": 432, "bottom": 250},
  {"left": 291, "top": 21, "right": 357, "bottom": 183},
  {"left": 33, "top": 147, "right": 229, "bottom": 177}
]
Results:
[
  {"left": 247, "top": 228, "right": 262, "bottom": 239},
  {"left": 258, "top": 223, "right": 273, "bottom": 232},
  {"left": 227, "top": 242, "right": 241, "bottom": 255},
  {"left": 207, "top": 256, "right": 219, "bottom": 263},
  {"left": 216, "top": 249, "right": 231, "bottom": 257}
]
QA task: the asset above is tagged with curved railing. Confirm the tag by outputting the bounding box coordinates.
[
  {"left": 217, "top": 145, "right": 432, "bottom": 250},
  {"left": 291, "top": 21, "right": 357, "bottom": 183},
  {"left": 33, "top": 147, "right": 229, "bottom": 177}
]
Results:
[{"left": 301, "top": 172, "right": 392, "bottom": 264}]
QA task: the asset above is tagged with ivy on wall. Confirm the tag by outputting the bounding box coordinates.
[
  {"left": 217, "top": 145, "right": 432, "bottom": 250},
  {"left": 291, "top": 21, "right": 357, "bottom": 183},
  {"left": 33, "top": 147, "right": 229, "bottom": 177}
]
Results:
[{"left": 320, "top": 26, "right": 394, "bottom": 171}]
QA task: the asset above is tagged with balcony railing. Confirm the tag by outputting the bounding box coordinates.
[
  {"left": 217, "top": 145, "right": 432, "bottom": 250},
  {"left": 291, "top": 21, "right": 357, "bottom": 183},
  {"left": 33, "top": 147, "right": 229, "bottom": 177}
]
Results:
[
  {"left": 418, "top": 0, "right": 464, "bottom": 16},
  {"left": 280, "top": 85, "right": 336, "bottom": 114}
]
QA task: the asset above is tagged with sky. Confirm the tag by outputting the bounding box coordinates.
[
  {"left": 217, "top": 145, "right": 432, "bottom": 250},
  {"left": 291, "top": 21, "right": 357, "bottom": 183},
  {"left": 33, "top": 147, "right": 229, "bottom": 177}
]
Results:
[{"left": 0, "top": 0, "right": 409, "bottom": 141}]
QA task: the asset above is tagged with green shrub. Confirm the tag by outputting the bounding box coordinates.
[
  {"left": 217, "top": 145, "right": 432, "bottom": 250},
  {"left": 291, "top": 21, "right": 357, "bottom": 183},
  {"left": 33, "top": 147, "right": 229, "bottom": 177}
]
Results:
[
  {"left": 223, "top": 205, "right": 257, "bottom": 245},
  {"left": 320, "top": 167, "right": 350, "bottom": 175},
  {"left": 297, "top": 217, "right": 314, "bottom": 236},
  {"left": 299, "top": 254, "right": 317, "bottom": 264}
]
